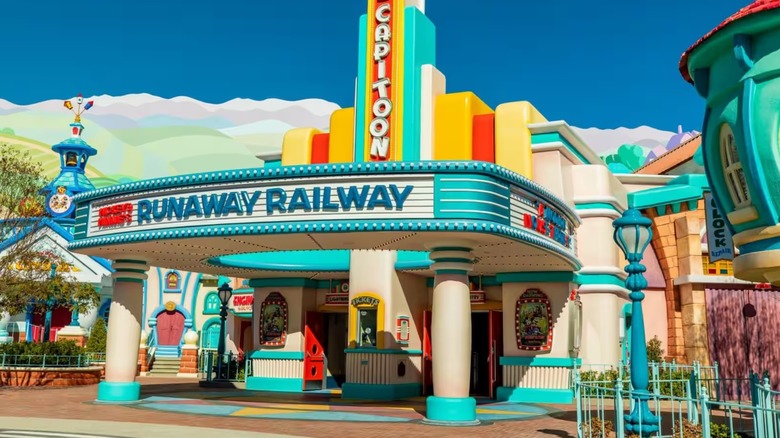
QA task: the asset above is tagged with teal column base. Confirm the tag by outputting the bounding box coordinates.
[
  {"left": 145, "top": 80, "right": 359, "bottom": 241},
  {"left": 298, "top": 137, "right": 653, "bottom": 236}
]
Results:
[
  {"left": 95, "top": 381, "right": 141, "bottom": 403},
  {"left": 246, "top": 376, "right": 304, "bottom": 392},
  {"left": 422, "top": 396, "right": 479, "bottom": 426}
]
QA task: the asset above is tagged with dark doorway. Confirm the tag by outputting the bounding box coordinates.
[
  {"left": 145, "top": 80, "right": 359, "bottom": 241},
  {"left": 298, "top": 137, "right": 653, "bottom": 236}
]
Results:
[
  {"left": 470, "top": 312, "right": 490, "bottom": 396},
  {"left": 323, "top": 313, "right": 348, "bottom": 387}
]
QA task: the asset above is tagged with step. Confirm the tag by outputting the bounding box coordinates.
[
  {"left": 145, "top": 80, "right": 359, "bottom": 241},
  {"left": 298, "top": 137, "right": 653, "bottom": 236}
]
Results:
[{"left": 154, "top": 358, "right": 181, "bottom": 363}]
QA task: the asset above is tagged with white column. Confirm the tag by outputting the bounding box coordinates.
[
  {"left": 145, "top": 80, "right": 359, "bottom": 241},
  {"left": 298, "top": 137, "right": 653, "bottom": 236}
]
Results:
[
  {"left": 424, "top": 241, "right": 479, "bottom": 425},
  {"left": 97, "top": 259, "right": 148, "bottom": 403}
]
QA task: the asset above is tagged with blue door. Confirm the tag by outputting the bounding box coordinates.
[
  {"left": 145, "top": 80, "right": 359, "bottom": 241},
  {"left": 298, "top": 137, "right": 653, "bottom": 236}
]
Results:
[{"left": 202, "top": 322, "right": 221, "bottom": 349}]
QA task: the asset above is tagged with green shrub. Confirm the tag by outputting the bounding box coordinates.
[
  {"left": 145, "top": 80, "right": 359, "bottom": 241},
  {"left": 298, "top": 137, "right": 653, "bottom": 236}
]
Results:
[
  {"left": 647, "top": 336, "right": 664, "bottom": 363},
  {"left": 0, "top": 340, "right": 87, "bottom": 367},
  {"left": 85, "top": 318, "right": 107, "bottom": 353}
]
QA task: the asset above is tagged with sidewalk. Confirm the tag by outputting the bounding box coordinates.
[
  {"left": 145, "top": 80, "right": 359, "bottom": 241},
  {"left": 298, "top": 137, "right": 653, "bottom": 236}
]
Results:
[{"left": 0, "top": 378, "right": 578, "bottom": 438}]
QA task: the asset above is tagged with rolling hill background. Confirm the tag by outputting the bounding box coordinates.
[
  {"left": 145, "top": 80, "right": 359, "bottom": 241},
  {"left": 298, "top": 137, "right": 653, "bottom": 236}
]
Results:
[{"left": 0, "top": 94, "right": 680, "bottom": 188}]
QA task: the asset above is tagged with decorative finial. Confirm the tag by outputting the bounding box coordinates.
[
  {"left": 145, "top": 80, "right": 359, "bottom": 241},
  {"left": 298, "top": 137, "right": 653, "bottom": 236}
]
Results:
[{"left": 63, "top": 93, "right": 94, "bottom": 123}]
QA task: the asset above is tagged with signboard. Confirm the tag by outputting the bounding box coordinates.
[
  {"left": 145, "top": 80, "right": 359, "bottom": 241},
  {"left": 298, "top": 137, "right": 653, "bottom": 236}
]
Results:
[
  {"left": 366, "top": 0, "right": 400, "bottom": 161},
  {"left": 231, "top": 294, "right": 254, "bottom": 314},
  {"left": 86, "top": 175, "right": 435, "bottom": 237},
  {"left": 515, "top": 289, "right": 553, "bottom": 351},
  {"left": 259, "top": 292, "right": 287, "bottom": 346},
  {"left": 470, "top": 291, "right": 486, "bottom": 304},
  {"left": 510, "top": 189, "right": 575, "bottom": 251},
  {"left": 704, "top": 193, "right": 734, "bottom": 262}
]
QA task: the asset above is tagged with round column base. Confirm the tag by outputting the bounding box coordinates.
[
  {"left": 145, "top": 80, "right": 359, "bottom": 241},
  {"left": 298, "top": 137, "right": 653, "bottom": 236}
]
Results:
[
  {"left": 422, "top": 396, "right": 479, "bottom": 426},
  {"left": 95, "top": 381, "right": 141, "bottom": 403}
]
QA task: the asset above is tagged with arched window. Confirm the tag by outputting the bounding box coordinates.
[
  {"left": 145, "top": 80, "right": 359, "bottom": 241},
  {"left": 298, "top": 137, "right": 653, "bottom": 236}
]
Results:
[
  {"left": 720, "top": 124, "right": 751, "bottom": 209},
  {"left": 164, "top": 271, "right": 181, "bottom": 292},
  {"left": 201, "top": 321, "right": 221, "bottom": 349},
  {"left": 204, "top": 292, "right": 221, "bottom": 315}
]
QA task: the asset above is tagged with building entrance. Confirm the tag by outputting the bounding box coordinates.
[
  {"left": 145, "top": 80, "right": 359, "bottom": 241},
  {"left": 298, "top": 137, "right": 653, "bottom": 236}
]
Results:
[{"left": 323, "top": 312, "right": 348, "bottom": 387}]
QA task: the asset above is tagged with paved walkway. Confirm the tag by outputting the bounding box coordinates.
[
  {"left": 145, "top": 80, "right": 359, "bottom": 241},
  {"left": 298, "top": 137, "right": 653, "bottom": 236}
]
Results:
[{"left": 0, "top": 378, "right": 580, "bottom": 437}]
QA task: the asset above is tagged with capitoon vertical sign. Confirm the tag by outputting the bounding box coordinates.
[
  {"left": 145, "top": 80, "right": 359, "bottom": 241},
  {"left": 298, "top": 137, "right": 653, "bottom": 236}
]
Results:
[{"left": 366, "top": 0, "right": 400, "bottom": 161}]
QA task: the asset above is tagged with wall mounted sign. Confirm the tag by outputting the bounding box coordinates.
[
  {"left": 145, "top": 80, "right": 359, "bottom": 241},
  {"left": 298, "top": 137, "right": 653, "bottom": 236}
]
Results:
[
  {"left": 231, "top": 294, "right": 254, "bottom": 314},
  {"left": 351, "top": 296, "right": 380, "bottom": 308},
  {"left": 260, "top": 292, "right": 288, "bottom": 347},
  {"left": 86, "top": 175, "right": 434, "bottom": 237},
  {"left": 325, "top": 280, "right": 350, "bottom": 306},
  {"left": 515, "top": 289, "right": 553, "bottom": 351},
  {"left": 352, "top": 294, "right": 381, "bottom": 348},
  {"left": 395, "top": 316, "right": 410, "bottom": 345},
  {"left": 704, "top": 193, "right": 734, "bottom": 262},
  {"left": 367, "top": 0, "right": 397, "bottom": 161},
  {"left": 164, "top": 271, "right": 181, "bottom": 291},
  {"left": 469, "top": 291, "right": 486, "bottom": 304}
]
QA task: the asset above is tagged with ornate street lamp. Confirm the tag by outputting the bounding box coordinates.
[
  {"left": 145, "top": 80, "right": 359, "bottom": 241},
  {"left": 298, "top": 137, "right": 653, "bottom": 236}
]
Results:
[
  {"left": 216, "top": 282, "right": 233, "bottom": 380},
  {"left": 612, "top": 208, "right": 659, "bottom": 436},
  {"left": 42, "top": 263, "right": 58, "bottom": 343}
]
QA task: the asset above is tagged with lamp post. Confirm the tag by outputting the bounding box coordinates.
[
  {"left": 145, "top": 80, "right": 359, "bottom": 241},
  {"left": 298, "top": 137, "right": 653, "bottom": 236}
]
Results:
[
  {"left": 612, "top": 208, "right": 659, "bottom": 436},
  {"left": 216, "top": 282, "right": 233, "bottom": 380}
]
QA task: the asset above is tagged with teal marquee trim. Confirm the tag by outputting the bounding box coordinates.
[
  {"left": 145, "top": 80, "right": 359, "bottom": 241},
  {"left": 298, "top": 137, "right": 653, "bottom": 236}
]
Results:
[
  {"left": 435, "top": 269, "right": 469, "bottom": 275},
  {"left": 433, "top": 174, "right": 511, "bottom": 224},
  {"left": 739, "top": 78, "right": 778, "bottom": 225},
  {"left": 114, "top": 259, "right": 148, "bottom": 266},
  {"left": 209, "top": 250, "right": 432, "bottom": 273},
  {"left": 496, "top": 271, "right": 576, "bottom": 283},
  {"left": 246, "top": 376, "right": 303, "bottom": 392},
  {"left": 114, "top": 268, "right": 147, "bottom": 275},
  {"left": 496, "top": 387, "right": 574, "bottom": 404},
  {"left": 344, "top": 348, "right": 423, "bottom": 356},
  {"left": 247, "top": 278, "right": 319, "bottom": 288},
  {"left": 499, "top": 356, "right": 582, "bottom": 368},
  {"left": 342, "top": 382, "right": 421, "bottom": 401},
  {"left": 71, "top": 219, "right": 581, "bottom": 271},
  {"left": 250, "top": 350, "right": 305, "bottom": 360},
  {"left": 531, "top": 132, "right": 589, "bottom": 164},
  {"left": 576, "top": 273, "right": 625, "bottom": 287},
  {"left": 71, "top": 161, "right": 580, "bottom": 226}
]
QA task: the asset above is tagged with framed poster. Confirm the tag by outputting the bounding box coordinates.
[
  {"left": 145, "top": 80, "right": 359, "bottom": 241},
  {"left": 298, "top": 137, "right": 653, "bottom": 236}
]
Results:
[
  {"left": 260, "top": 292, "right": 288, "bottom": 347},
  {"left": 515, "top": 288, "right": 553, "bottom": 351}
]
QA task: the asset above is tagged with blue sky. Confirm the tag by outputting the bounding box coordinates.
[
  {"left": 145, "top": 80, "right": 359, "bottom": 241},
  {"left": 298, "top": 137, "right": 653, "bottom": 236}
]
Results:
[{"left": 2, "top": 0, "right": 746, "bottom": 131}]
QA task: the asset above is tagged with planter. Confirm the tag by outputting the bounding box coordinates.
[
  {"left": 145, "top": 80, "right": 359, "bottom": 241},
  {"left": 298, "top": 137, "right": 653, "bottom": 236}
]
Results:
[{"left": 0, "top": 366, "right": 102, "bottom": 387}]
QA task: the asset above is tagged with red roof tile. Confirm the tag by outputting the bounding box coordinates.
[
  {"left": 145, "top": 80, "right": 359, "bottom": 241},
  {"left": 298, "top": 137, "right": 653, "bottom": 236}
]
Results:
[{"left": 680, "top": 0, "right": 780, "bottom": 83}]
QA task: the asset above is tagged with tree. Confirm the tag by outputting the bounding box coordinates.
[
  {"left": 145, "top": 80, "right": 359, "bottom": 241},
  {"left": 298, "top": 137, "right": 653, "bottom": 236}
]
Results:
[
  {"left": 86, "top": 317, "right": 107, "bottom": 353},
  {"left": 0, "top": 145, "right": 100, "bottom": 317},
  {"left": 602, "top": 144, "right": 648, "bottom": 173},
  {"left": 647, "top": 335, "right": 665, "bottom": 363}
]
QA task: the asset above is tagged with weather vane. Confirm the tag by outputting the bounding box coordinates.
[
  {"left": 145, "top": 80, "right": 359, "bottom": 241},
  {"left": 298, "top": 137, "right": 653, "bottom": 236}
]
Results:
[{"left": 63, "top": 93, "right": 94, "bottom": 123}]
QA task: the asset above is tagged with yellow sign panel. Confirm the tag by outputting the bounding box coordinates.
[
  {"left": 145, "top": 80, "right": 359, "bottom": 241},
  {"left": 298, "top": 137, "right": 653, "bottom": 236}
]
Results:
[{"left": 14, "top": 260, "right": 80, "bottom": 272}]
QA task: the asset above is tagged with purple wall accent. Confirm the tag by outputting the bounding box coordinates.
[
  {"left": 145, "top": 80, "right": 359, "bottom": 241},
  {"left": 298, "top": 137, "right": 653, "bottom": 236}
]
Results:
[
  {"left": 705, "top": 287, "right": 780, "bottom": 398},
  {"left": 644, "top": 243, "right": 665, "bottom": 289}
]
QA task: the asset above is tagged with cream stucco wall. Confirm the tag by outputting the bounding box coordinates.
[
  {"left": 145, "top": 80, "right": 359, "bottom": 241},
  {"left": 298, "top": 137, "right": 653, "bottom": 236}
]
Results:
[
  {"left": 531, "top": 150, "right": 575, "bottom": 207},
  {"left": 252, "top": 286, "right": 311, "bottom": 352},
  {"left": 643, "top": 289, "right": 668, "bottom": 352}
]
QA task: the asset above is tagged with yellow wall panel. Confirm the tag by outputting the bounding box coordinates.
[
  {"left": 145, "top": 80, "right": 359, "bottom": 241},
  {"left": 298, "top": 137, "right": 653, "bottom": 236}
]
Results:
[
  {"left": 328, "top": 108, "right": 355, "bottom": 163},
  {"left": 281, "top": 127, "right": 319, "bottom": 166},
  {"left": 433, "top": 92, "right": 493, "bottom": 160},
  {"left": 495, "top": 101, "right": 547, "bottom": 179}
]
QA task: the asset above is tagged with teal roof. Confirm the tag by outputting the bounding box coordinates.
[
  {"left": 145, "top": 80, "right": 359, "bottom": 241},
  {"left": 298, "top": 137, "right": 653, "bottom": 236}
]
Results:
[
  {"left": 45, "top": 170, "right": 95, "bottom": 193},
  {"left": 51, "top": 137, "right": 98, "bottom": 156},
  {"left": 629, "top": 174, "right": 710, "bottom": 214}
]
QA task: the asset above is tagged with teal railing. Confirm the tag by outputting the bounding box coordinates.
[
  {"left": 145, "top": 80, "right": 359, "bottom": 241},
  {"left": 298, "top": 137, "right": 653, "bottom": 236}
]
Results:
[
  {"left": 576, "top": 364, "right": 777, "bottom": 437},
  {"left": 199, "top": 350, "right": 250, "bottom": 383},
  {"left": 0, "top": 353, "right": 96, "bottom": 368}
]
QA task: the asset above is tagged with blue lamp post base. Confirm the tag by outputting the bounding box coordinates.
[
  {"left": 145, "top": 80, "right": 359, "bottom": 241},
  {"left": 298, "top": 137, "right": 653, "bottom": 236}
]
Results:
[{"left": 624, "top": 391, "right": 659, "bottom": 436}]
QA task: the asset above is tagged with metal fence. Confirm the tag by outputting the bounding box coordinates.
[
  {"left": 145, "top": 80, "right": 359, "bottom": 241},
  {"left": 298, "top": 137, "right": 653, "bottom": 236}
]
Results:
[
  {"left": 0, "top": 353, "right": 97, "bottom": 368},
  {"left": 199, "top": 350, "right": 250, "bottom": 383},
  {"left": 575, "top": 363, "right": 780, "bottom": 437}
]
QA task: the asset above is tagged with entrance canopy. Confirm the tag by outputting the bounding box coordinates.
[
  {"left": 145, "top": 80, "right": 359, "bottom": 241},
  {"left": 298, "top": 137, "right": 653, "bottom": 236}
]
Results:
[{"left": 70, "top": 161, "right": 582, "bottom": 278}]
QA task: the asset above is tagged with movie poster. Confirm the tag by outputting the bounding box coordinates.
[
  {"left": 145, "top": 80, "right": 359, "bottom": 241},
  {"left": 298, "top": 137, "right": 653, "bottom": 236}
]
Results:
[
  {"left": 515, "top": 289, "right": 553, "bottom": 351},
  {"left": 260, "top": 292, "right": 288, "bottom": 346}
]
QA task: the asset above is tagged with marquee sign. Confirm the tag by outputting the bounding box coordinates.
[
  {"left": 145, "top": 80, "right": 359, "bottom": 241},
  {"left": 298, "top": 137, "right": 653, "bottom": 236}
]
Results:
[
  {"left": 86, "top": 175, "right": 435, "bottom": 237},
  {"left": 515, "top": 288, "right": 553, "bottom": 351},
  {"left": 510, "top": 190, "right": 574, "bottom": 250},
  {"left": 366, "top": 0, "right": 400, "bottom": 161},
  {"left": 325, "top": 280, "right": 350, "bottom": 306},
  {"left": 231, "top": 294, "right": 254, "bottom": 314}
]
